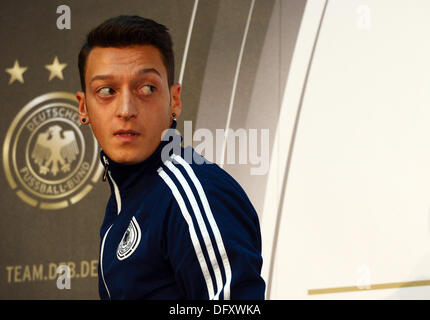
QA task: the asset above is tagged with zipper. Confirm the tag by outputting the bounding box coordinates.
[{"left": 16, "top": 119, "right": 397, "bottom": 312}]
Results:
[
  {"left": 99, "top": 154, "right": 123, "bottom": 299},
  {"left": 103, "top": 155, "right": 121, "bottom": 215},
  {"left": 108, "top": 171, "right": 122, "bottom": 215},
  {"left": 102, "top": 155, "right": 109, "bottom": 181},
  {"left": 100, "top": 224, "right": 113, "bottom": 300}
]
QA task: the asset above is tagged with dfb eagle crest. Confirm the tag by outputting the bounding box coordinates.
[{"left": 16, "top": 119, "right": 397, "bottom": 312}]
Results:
[{"left": 31, "top": 124, "right": 79, "bottom": 176}]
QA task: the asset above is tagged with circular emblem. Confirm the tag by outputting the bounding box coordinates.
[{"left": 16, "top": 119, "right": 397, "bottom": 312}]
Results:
[
  {"left": 117, "top": 217, "right": 142, "bottom": 261},
  {"left": 2, "top": 92, "right": 103, "bottom": 210}
]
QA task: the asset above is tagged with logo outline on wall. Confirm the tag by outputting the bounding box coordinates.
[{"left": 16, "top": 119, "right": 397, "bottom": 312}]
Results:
[
  {"left": 2, "top": 92, "right": 103, "bottom": 210},
  {"left": 117, "top": 217, "right": 142, "bottom": 261}
]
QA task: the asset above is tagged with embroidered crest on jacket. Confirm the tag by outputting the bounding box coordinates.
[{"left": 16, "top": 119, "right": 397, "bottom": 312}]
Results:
[{"left": 117, "top": 216, "right": 141, "bottom": 260}]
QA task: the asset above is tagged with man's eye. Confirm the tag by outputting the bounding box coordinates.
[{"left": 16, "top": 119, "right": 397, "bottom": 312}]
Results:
[
  {"left": 97, "top": 87, "right": 115, "bottom": 96},
  {"left": 141, "top": 85, "right": 155, "bottom": 96}
]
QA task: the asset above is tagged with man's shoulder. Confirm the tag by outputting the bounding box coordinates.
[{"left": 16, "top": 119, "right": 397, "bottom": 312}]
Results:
[
  {"left": 155, "top": 146, "right": 260, "bottom": 235},
  {"left": 157, "top": 146, "right": 251, "bottom": 202}
]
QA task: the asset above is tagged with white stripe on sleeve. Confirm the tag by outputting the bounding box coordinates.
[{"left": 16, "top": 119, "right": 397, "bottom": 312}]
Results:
[
  {"left": 164, "top": 159, "right": 224, "bottom": 300},
  {"left": 171, "top": 154, "right": 232, "bottom": 300},
  {"left": 157, "top": 167, "right": 215, "bottom": 299}
]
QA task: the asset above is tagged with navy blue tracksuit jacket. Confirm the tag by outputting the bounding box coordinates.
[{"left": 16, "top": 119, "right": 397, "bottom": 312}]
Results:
[{"left": 98, "top": 120, "right": 265, "bottom": 299}]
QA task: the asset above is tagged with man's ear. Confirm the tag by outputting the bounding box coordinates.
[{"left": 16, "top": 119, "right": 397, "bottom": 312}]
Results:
[
  {"left": 76, "top": 91, "right": 90, "bottom": 124},
  {"left": 170, "top": 83, "right": 182, "bottom": 118}
]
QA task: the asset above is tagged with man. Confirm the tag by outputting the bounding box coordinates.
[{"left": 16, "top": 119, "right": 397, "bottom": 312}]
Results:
[{"left": 76, "top": 15, "right": 265, "bottom": 300}]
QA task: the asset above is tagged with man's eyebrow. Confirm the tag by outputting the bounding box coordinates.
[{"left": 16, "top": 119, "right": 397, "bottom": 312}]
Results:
[
  {"left": 89, "top": 68, "right": 162, "bottom": 86},
  {"left": 138, "top": 68, "right": 162, "bottom": 78},
  {"left": 89, "top": 74, "right": 114, "bottom": 86}
]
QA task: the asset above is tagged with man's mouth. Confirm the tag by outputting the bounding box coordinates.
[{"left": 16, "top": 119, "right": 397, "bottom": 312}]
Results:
[
  {"left": 114, "top": 130, "right": 140, "bottom": 136},
  {"left": 114, "top": 130, "right": 141, "bottom": 142}
]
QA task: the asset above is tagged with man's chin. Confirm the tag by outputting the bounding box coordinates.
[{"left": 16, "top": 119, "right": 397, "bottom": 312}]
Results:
[
  {"left": 113, "top": 155, "right": 145, "bottom": 165},
  {"left": 105, "top": 140, "right": 158, "bottom": 164},
  {"left": 104, "top": 148, "right": 145, "bottom": 165}
]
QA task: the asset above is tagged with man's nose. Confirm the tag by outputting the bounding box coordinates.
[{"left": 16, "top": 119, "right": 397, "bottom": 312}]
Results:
[{"left": 116, "top": 90, "right": 137, "bottom": 120}]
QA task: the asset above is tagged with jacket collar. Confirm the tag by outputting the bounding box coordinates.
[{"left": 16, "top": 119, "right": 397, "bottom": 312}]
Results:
[{"left": 100, "top": 120, "right": 182, "bottom": 193}]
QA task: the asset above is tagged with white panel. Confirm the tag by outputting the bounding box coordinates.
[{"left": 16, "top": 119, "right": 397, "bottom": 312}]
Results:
[
  {"left": 262, "top": 0, "right": 328, "bottom": 297},
  {"left": 272, "top": 0, "right": 430, "bottom": 299}
]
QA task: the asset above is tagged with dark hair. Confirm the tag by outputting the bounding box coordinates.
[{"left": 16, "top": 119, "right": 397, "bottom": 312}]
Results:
[{"left": 78, "top": 15, "right": 175, "bottom": 91}]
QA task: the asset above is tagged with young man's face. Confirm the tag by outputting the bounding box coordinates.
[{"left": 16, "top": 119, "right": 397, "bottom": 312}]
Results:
[{"left": 76, "top": 45, "right": 181, "bottom": 164}]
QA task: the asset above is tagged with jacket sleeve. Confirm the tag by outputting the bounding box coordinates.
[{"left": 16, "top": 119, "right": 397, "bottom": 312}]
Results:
[{"left": 164, "top": 167, "right": 266, "bottom": 300}]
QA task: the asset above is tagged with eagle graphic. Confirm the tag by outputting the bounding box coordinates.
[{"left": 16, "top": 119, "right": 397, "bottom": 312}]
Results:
[{"left": 31, "top": 124, "right": 79, "bottom": 176}]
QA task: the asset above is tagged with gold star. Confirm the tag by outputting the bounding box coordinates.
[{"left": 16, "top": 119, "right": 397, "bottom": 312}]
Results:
[
  {"left": 45, "top": 56, "right": 67, "bottom": 81},
  {"left": 5, "top": 60, "right": 28, "bottom": 84}
]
